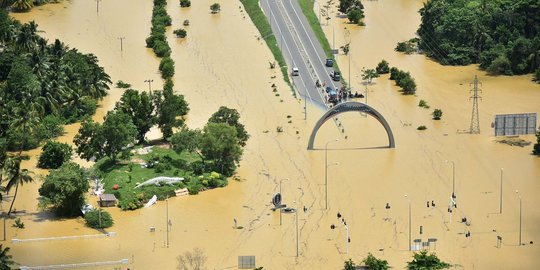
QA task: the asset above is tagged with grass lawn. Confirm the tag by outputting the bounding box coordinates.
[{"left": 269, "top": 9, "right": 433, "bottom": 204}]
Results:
[{"left": 94, "top": 146, "right": 227, "bottom": 210}]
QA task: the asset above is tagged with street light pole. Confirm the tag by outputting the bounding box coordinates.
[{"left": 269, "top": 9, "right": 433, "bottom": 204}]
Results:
[
  {"left": 500, "top": 168, "right": 503, "bottom": 214},
  {"left": 295, "top": 206, "right": 299, "bottom": 257},
  {"left": 446, "top": 160, "right": 456, "bottom": 199},
  {"left": 118, "top": 37, "right": 125, "bottom": 52},
  {"left": 515, "top": 190, "right": 522, "bottom": 246},
  {"left": 325, "top": 139, "right": 339, "bottom": 210},
  {"left": 405, "top": 194, "right": 411, "bottom": 251}
]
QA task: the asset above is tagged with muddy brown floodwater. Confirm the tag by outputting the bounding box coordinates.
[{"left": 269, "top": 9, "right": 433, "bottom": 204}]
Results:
[{"left": 8, "top": 0, "right": 540, "bottom": 269}]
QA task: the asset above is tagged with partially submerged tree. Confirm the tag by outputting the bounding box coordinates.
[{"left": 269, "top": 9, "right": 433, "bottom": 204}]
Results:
[
  {"left": 38, "top": 141, "right": 72, "bottom": 169},
  {"left": 177, "top": 248, "right": 207, "bottom": 270},
  {"left": 3, "top": 155, "right": 34, "bottom": 215},
  {"left": 115, "top": 89, "right": 156, "bottom": 144},
  {"left": 153, "top": 82, "right": 189, "bottom": 139},
  {"left": 74, "top": 111, "right": 137, "bottom": 162},
  {"left": 200, "top": 122, "right": 242, "bottom": 176},
  {"left": 85, "top": 209, "right": 114, "bottom": 229},
  {"left": 362, "top": 253, "right": 389, "bottom": 270},
  {"left": 376, "top": 60, "right": 390, "bottom": 74},
  {"left": 432, "top": 109, "right": 443, "bottom": 120},
  {"left": 407, "top": 250, "right": 450, "bottom": 270},
  {"left": 39, "top": 162, "right": 89, "bottom": 217},
  {"left": 210, "top": 3, "right": 221, "bottom": 14},
  {"left": 343, "top": 258, "right": 356, "bottom": 270},
  {"left": 208, "top": 106, "right": 249, "bottom": 146}
]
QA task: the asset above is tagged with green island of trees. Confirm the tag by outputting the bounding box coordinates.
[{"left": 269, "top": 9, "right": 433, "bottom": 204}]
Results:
[
  {"left": 73, "top": 81, "right": 247, "bottom": 210},
  {"left": 417, "top": 0, "right": 540, "bottom": 78}
]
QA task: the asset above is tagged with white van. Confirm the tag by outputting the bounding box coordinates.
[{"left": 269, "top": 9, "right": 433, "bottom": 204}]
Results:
[{"left": 292, "top": 67, "right": 299, "bottom": 76}]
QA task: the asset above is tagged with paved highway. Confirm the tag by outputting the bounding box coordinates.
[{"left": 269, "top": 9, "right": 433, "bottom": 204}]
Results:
[{"left": 260, "top": 0, "right": 343, "bottom": 109}]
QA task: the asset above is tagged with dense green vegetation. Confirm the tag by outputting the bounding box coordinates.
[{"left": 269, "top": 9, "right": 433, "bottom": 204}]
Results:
[
  {"left": 179, "top": 0, "right": 190, "bottom": 8},
  {"left": 533, "top": 128, "right": 540, "bottom": 156},
  {"left": 407, "top": 250, "right": 450, "bottom": 269},
  {"left": 389, "top": 67, "right": 417, "bottom": 95},
  {"left": 238, "top": 0, "right": 293, "bottom": 92},
  {"left": 395, "top": 38, "right": 418, "bottom": 54},
  {"left": 417, "top": 0, "right": 540, "bottom": 78},
  {"left": 39, "top": 162, "right": 89, "bottom": 217},
  {"left": 74, "top": 84, "right": 189, "bottom": 161},
  {"left": 146, "top": 0, "right": 175, "bottom": 79},
  {"left": 38, "top": 141, "right": 73, "bottom": 169},
  {"left": 339, "top": 0, "right": 364, "bottom": 25},
  {"left": 342, "top": 253, "right": 388, "bottom": 270},
  {"left": 84, "top": 209, "right": 114, "bottom": 229},
  {"left": 432, "top": 109, "right": 443, "bottom": 120},
  {"left": 210, "top": 3, "right": 221, "bottom": 14},
  {"left": 376, "top": 59, "right": 390, "bottom": 74},
  {"left": 0, "top": 11, "right": 110, "bottom": 151}
]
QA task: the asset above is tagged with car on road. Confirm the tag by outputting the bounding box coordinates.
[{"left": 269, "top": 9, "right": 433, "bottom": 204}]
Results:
[
  {"left": 325, "top": 58, "right": 334, "bottom": 67},
  {"left": 327, "top": 89, "right": 338, "bottom": 104},
  {"left": 330, "top": 71, "right": 341, "bottom": 81},
  {"left": 291, "top": 67, "right": 299, "bottom": 76}
]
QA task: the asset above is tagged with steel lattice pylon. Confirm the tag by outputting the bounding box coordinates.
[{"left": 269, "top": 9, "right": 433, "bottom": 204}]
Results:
[{"left": 469, "top": 75, "right": 482, "bottom": 134}]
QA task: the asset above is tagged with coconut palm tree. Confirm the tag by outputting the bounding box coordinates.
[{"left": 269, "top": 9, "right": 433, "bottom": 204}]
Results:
[
  {"left": 3, "top": 155, "right": 34, "bottom": 215},
  {"left": 0, "top": 244, "right": 15, "bottom": 269},
  {"left": 15, "top": 21, "right": 39, "bottom": 52}
]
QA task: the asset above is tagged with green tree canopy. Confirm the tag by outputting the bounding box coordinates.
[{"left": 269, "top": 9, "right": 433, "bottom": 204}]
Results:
[
  {"left": 170, "top": 128, "right": 201, "bottom": 154},
  {"left": 115, "top": 89, "right": 156, "bottom": 144},
  {"left": 417, "top": 0, "right": 540, "bottom": 76},
  {"left": 154, "top": 85, "right": 189, "bottom": 139},
  {"left": 84, "top": 209, "right": 114, "bottom": 229},
  {"left": 407, "top": 250, "right": 450, "bottom": 270},
  {"left": 38, "top": 141, "right": 72, "bottom": 169},
  {"left": 200, "top": 122, "right": 242, "bottom": 176},
  {"left": 38, "top": 162, "right": 89, "bottom": 217},
  {"left": 74, "top": 111, "right": 137, "bottom": 162},
  {"left": 362, "top": 253, "right": 389, "bottom": 270},
  {"left": 208, "top": 106, "right": 249, "bottom": 146}
]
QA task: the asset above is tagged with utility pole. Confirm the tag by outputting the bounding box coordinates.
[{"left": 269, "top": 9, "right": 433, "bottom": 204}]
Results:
[
  {"left": 166, "top": 198, "right": 169, "bottom": 248},
  {"left": 500, "top": 168, "right": 503, "bottom": 214},
  {"left": 144, "top": 79, "right": 153, "bottom": 92},
  {"left": 469, "top": 75, "right": 482, "bottom": 134},
  {"left": 515, "top": 190, "right": 522, "bottom": 246},
  {"left": 95, "top": 0, "right": 100, "bottom": 13},
  {"left": 118, "top": 37, "right": 125, "bottom": 52},
  {"left": 405, "top": 194, "right": 411, "bottom": 251}
]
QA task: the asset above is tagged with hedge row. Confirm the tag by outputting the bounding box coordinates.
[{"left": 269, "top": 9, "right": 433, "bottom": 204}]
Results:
[
  {"left": 389, "top": 67, "right": 417, "bottom": 95},
  {"left": 146, "top": 0, "right": 175, "bottom": 79}
]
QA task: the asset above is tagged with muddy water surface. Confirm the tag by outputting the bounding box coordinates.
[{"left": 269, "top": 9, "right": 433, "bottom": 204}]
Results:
[{"left": 7, "top": 0, "right": 540, "bottom": 269}]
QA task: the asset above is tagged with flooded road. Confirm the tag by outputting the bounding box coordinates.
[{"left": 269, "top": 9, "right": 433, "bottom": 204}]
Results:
[{"left": 8, "top": 0, "right": 540, "bottom": 269}]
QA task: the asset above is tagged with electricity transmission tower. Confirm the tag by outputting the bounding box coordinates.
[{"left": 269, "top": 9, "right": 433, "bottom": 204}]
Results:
[{"left": 469, "top": 75, "right": 482, "bottom": 134}]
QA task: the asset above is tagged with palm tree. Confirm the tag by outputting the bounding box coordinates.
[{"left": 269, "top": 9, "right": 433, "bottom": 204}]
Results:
[
  {"left": 10, "top": 0, "right": 33, "bottom": 12},
  {"left": 15, "top": 21, "right": 39, "bottom": 52},
  {"left": 3, "top": 155, "right": 34, "bottom": 215},
  {"left": 0, "top": 244, "right": 15, "bottom": 269}
]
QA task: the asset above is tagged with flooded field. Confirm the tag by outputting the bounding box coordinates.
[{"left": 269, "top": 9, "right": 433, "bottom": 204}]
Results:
[{"left": 7, "top": 0, "right": 540, "bottom": 269}]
